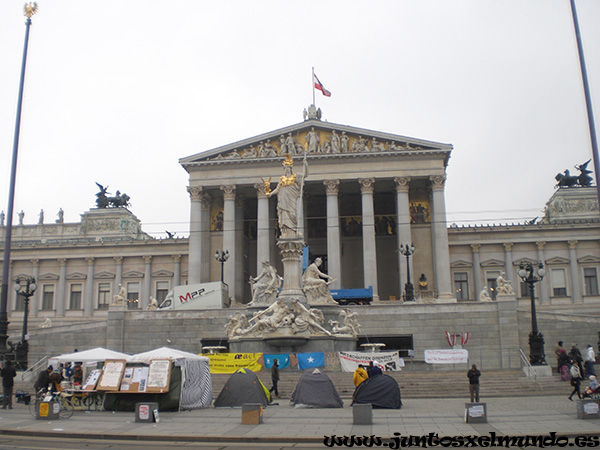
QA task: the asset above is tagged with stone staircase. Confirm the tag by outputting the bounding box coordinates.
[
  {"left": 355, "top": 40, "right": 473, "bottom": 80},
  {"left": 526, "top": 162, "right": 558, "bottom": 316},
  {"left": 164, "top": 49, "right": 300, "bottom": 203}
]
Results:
[{"left": 210, "top": 369, "right": 573, "bottom": 399}]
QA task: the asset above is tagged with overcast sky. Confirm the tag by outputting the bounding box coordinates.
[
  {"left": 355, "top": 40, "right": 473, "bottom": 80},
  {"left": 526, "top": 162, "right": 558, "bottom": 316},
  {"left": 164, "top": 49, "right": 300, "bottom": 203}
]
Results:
[{"left": 0, "top": 0, "right": 598, "bottom": 238}]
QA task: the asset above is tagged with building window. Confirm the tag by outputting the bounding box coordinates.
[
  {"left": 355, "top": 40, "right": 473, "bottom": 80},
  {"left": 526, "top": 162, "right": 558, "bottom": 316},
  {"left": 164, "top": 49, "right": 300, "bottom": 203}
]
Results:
[
  {"left": 520, "top": 280, "right": 530, "bottom": 298},
  {"left": 14, "top": 292, "right": 25, "bottom": 311},
  {"left": 98, "top": 283, "right": 111, "bottom": 310},
  {"left": 127, "top": 282, "right": 140, "bottom": 309},
  {"left": 69, "top": 284, "right": 82, "bottom": 310},
  {"left": 41, "top": 285, "right": 54, "bottom": 310},
  {"left": 156, "top": 281, "right": 169, "bottom": 304},
  {"left": 486, "top": 271, "right": 500, "bottom": 300},
  {"left": 551, "top": 268, "right": 567, "bottom": 297},
  {"left": 584, "top": 268, "right": 599, "bottom": 296},
  {"left": 454, "top": 272, "right": 469, "bottom": 300}
]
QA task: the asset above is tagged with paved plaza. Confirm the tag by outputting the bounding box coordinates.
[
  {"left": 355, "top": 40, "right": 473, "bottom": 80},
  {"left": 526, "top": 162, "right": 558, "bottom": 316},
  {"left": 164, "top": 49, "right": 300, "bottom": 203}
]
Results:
[{"left": 0, "top": 395, "right": 598, "bottom": 443}]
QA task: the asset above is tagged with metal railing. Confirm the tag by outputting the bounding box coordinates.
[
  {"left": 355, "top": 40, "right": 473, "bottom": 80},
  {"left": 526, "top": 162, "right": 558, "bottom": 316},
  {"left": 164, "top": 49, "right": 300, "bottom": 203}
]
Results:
[
  {"left": 20, "top": 355, "right": 48, "bottom": 384},
  {"left": 518, "top": 348, "right": 538, "bottom": 385}
]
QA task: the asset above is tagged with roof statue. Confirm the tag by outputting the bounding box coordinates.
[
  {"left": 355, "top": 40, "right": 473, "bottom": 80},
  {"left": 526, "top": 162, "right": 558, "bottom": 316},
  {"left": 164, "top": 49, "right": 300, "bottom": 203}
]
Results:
[
  {"left": 555, "top": 160, "right": 594, "bottom": 188},
  {"left": 95, "top": 182, "right": 131, "bottom": 209}
]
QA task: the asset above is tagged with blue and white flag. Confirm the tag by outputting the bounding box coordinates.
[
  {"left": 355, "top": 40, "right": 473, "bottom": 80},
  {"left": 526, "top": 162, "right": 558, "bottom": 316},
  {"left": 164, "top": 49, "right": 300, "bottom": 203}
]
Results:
[
  {"left": 263, "top": 354, "right": 290, "bottom": 369},
  {"left": 297, "top": 352, "right": 325, "bottom": 369}
]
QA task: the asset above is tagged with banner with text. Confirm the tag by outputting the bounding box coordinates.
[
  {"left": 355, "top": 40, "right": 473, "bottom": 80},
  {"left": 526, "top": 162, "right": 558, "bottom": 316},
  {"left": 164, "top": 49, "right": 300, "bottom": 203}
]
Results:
[
  {"left": 338, "top": 351, "right": 404, "bottom": 372},
  {"left": 205, "top": 353, "right": 263, "bottom": 373},
  {"left": 424, "top": 349, "right": 469, "bottom": 364}
]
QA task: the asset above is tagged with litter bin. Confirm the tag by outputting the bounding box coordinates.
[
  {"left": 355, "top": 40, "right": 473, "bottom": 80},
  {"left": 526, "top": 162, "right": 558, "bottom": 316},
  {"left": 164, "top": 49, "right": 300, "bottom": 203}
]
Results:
[
  {"left": 465, "top": 402, "right": 487, "bottom": 423},
  {"left": 36, "top": 400, "right": 60, "bottom": 420},
  {"left": 135, "top": 402, "right": 159, "bottom": 423},
  {"left": 241, "top": 403, "right": 263, "bottom": 424},
  {"left": 576, "top": 399, "right": 600, "bottom": 420}
]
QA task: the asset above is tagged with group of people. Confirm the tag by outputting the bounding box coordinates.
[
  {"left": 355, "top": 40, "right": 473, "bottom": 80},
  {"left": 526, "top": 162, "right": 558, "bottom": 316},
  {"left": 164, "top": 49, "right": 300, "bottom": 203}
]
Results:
[
  {"left": 32, "top": 362, "right": 84, "bottom": 396},
  {"left": 554, "top": 341, "right": 598, "bottom": 401},
  {"left": 352, "top": 361, "right": 383, "bottom": 387}
]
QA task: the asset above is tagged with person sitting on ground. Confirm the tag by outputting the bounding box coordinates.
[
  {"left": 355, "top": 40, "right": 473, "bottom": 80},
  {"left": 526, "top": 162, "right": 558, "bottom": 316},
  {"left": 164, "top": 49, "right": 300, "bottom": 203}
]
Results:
[
  {"left": 583, "top": 375, "right": 599, "bottom": 398},
  {"left": 353, "top": 364, "right": 369, "bottom": 387}
]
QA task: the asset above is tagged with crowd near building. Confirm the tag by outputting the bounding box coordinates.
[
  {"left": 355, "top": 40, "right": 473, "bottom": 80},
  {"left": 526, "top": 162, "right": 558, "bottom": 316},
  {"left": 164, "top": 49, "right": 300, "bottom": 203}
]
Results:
[{"left": 1, "top": 110, "right": 599, "bottom": 368}]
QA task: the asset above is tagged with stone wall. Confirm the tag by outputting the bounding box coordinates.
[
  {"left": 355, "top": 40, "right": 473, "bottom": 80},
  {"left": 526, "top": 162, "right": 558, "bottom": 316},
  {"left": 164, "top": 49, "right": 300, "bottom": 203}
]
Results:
[{"left": 25, "top": 300, "right": 599, "bottom": 372}]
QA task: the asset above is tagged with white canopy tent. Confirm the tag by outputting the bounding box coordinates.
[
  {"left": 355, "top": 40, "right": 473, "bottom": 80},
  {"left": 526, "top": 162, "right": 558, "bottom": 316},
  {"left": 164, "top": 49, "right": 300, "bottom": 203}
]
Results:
[
  {"left": 51, "top": 347, "right": 131, "bottom": 363},
  {"left": 129, "top": 347, "right": 212, "bottom": 410}
]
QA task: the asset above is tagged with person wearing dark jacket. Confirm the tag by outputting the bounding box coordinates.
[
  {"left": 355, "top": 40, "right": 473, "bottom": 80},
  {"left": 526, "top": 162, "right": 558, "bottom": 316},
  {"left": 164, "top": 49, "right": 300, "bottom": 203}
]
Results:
[
  {"left": 269, "top": 359, "right": 280, "bottom": 398},
  {"left": 34, "top": 366, "right": 53, "bottom": 393},
  {"left": 467, "top": 364, "right": 481, "bottom": 402},
  {"left": 1, "top": 360, "right": 17, "bottom": 409}
]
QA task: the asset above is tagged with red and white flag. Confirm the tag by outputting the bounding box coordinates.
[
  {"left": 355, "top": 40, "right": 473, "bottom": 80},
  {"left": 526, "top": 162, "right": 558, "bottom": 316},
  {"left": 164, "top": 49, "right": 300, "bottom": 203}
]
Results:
[{"left": 313, "top": 73, "right": 331, "bottom": 97}]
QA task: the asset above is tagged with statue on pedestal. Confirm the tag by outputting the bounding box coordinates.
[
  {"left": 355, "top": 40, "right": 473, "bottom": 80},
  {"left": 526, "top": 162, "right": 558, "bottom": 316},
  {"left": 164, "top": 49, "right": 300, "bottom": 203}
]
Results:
[
  {"left": 243, "top": 299, "right": 294, "bottom": 336},
  {"left": 329, "top": 308, "right": 361, "bottom": 337},
  {"left": 248, "top": 260, "right": 282, "bottom": 306},
  {"left": 112, "top": 284, "right": 126, "bottom": 306},
  {"left": 263, "top": 154, "right": 302, "bottom": 237},
  {"left": 291, "top": 298, "right": 331, "bottom": 335},
  {"left": 496, "top": 272, "right": 514, "bottom": 295},
  {"left": 479, "top": 287, "right": 493, "bottom": 302},
  {"left": 302, "top": 257, "right": 337, "bottom": 305}
]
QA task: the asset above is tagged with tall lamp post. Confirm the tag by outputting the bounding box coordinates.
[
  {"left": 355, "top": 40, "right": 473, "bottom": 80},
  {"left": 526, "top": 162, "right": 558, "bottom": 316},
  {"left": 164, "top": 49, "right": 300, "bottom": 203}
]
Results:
[
  {"left": 214, "top": 250, "right": 229, "bottom": 283},
  {"left": 400, "top": 243, "right": 416, "bottom": 302},
  {"left": 13, "top": 276, "right": 36, "bottom": 369},
  {"left": 0, "top": 2, "right": 39, "bottom": 358},
  {"left": 518, "top": 261, "right": 547, "bottom": 366}
]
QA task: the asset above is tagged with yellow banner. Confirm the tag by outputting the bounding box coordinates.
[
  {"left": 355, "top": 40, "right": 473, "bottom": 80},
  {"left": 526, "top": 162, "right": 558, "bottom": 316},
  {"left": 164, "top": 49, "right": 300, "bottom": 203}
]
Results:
[{"left": 205, "top": 353, "right": 263, "bottom": 373}]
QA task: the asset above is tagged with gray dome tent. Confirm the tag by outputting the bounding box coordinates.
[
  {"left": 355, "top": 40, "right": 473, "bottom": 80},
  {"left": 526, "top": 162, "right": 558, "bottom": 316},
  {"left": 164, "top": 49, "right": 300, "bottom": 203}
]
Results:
[
  {"left": 351, "top": 373, "right": 402, "bottom": 409},
  {"left": 214, "top": 368, "right": 271, "bottom": 407},
  {"left": 290, "top": 368, "right": 343, "bottom": 408}
]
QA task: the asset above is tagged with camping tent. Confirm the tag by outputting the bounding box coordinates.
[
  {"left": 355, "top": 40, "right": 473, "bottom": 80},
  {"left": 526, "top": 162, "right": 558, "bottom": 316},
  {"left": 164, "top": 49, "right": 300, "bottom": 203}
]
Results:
[
  {"left": 290, "top": 368, "right": 343, "bottom": 408},
  {"left": 52, "top": 347, "right": 131, "bottom": 363},
  {"left": 104, "top": 347, "right": 212, "bottom": 411},
  {"left": 214, "top": 368, "right": 271, "bottom": 407},
  {"left": 351, "top": 374, "right": 402, "bottom": 409}
]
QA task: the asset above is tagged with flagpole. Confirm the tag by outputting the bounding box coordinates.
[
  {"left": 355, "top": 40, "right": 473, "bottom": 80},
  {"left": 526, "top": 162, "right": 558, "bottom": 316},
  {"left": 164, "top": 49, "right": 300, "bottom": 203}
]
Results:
[{"left": 311, "top": 67, "right": 315, "bottom": 106}]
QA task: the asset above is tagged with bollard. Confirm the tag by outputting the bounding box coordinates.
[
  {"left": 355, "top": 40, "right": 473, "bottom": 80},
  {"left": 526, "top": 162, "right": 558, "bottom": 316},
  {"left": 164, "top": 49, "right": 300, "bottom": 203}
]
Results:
[
  {"left": 353, "top": 403, "right": 373, "bottom": 425},
  {"left": 36, "top": 401, "right": 60, "bottom": 420},
  {"left": 135, "top": 402, "right": 159, "bottom": 423},
  {"left": 241, "top": 403, "right": 263, "bottom": 424},
  {"left": 465, "top": 403, "right": 487, "bottom": 423},
  {"left": 576, "top": 399, "right": 600, "bottom": 420}
]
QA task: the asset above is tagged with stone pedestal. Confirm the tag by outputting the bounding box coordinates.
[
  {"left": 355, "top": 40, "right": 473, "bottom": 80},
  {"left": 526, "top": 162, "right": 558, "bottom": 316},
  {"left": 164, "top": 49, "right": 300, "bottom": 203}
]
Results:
[
  {"left": 523, "top": 365, "right": 553, "bottom": 378},
  {"left": 277, "top": 236, "right": 306, "bottom": 301},
  {"left": 353, "top": 404, "right": 373, "bottom": 425},
  {"left": 464, "top": 402, "right": 487, "bottom": 423}
]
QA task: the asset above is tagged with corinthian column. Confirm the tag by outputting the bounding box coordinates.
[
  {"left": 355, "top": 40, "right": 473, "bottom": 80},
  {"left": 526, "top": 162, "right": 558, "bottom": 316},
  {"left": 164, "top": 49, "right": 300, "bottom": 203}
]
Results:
[
  {"left": 430, "top": 175, "right": 454, "bottom": 301},
  {"left": 84, "top": 257, "right": 94, "bottom": 316},
  {"left": 324, "top": 179, "right": 341, "bottom": 289},
  {"left": 359, "top": 178, "right": 379, "bottom": 301},
  {"left": 187, "top": 186, "right": 210, "bottom": 283},
  {"left": 142, "top": 255, "right": 152, "bottom": 310},
  {"left": 255, "top": 183, "right": 271, "bottom": 268},
  {"left": 221, "top": 185, "right": 237, "bottom": 299},
  {"left": 568, "top": 241, "right": 582, "bottom": 304},
  {"left": 395, "top": 177, "right": 412, "bottom": 297},
  {"left": 56, "top": 259, "right": 67, "bottom": 316},
  {"left": 471, "top": 245, "right": 483, "bottom": 300}
]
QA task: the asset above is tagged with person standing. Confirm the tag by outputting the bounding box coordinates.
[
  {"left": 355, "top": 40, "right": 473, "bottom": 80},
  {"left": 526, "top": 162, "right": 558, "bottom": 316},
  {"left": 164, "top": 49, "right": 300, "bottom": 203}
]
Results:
[
  {"left": 554, "top": 341, "right": 564, "bottom": 373},
  {"left": 467, "top": 364, "right": 481, "bottom": 402},
  {"left": 269, "top": 359, "right": 280, "bottom": 399},
  {"left": 1, "top": 360, "right": 17, "bottom": 409},
  {"left": 353, "top": 364, "right": 368, "bottom": 387},
  {"left": 585, "top": 345, "right": 596, "bottom": 377}
]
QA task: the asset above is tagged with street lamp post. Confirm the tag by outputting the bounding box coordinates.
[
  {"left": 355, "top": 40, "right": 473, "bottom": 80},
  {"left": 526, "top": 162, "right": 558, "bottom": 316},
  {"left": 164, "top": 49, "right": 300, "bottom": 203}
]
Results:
[
  {"left": 13, "top": 276, "right": 36, "bottom": 370},
  {"left": 214, "top": 250, "right": 229, "bottom": 283},
  {"left": 518, "top": 261, "right": 547, "bottom": 366},
  {"left": 400, "top": 243, "right": 416, "bottom": 302},
  {"left": 0, "top": 3, "right": 39, "bottom": 358}
]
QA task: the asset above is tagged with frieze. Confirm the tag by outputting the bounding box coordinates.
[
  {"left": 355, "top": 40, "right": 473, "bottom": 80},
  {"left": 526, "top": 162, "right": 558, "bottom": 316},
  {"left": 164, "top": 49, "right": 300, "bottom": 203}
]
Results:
[{"left": 205, "top": 129, "right": 427, "bottom": 162}]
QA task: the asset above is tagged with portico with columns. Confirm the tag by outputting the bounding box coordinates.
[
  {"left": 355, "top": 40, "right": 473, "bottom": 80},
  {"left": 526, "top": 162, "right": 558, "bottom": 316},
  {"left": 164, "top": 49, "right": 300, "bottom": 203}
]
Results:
[{"left": 181, "top": 116, "right": 455, "bottom": 304}]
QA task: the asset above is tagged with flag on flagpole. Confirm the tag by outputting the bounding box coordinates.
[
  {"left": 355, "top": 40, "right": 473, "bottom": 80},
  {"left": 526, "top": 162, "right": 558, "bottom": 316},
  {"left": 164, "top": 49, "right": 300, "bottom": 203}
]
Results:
[{"left": 313, "top": 73, "right": 331, "bottom": 97}]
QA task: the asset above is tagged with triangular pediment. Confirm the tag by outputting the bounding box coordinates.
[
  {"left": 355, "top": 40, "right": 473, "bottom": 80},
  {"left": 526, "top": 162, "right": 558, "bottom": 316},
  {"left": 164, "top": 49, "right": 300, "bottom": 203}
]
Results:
[
  {"left": 38, "top": 273, "right": 59, "bottom": 281},
  {"left": 578, "top": 255, "right": 600, "bottom": 264},
  {"left": 123, "top": 270, "right": 144, "bottom": 279},
  {"left": 514, "top": 258, "right": 539, "bottom": 267},
  {"left": 546, "top": 256, "right": 570, "bottom": 265},
  {"left": 152, "top": 269, "right": 174, "bottom": 278},
  {"left": 66, "top": 272, "right": 87, "bottom": 280},
  {"left": 95, "top": 271, "right": 115, "bottom": 280},
  {"left": 180, "top": 119, "right": 452, "bottom": 167},
  {"left": 481, "top": 259, "right": 505, "bottom": 268},
  {"left": 451, "top": 260, "right": 472, "bottom": 268}
]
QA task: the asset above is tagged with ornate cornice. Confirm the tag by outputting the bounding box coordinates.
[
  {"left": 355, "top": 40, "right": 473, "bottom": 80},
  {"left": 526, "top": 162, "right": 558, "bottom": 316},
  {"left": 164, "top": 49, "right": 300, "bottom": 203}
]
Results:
[
  {"left": 394, "top": 176, "right": 411, "bottom": 193},
  {"left": 323, "top": 179, "right": 340, "bottom": 195},
  {"left": 220, "top": 185, "right": 236, "bottom": 200},
  {"left": 187, "top": 186, "right": 203, "bottom": 201},
  {"left": 430, "top": 175, "right": 446, "bottom": 191},
  {"left": 358, "top": 178, "right": 375, "bottom": 194}
]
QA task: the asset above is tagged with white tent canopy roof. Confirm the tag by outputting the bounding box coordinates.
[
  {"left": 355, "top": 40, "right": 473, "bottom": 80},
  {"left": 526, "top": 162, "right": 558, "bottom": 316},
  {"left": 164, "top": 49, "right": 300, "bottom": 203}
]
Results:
[
  {"left": 129, "top": 347, "right": 209, "bottom": 364},
  {"left": 52, "top": 347, "right": 131, "bottom": 363}
]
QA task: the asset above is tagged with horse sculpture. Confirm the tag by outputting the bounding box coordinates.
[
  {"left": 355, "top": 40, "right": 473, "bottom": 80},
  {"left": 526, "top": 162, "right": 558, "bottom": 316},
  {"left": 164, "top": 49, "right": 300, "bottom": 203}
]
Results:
[
  {"left": 95, "top": 183, "right": 131, "bottom": 208},
  {"left": 555, "top": 160, "right": 594, "bottom": 188}
]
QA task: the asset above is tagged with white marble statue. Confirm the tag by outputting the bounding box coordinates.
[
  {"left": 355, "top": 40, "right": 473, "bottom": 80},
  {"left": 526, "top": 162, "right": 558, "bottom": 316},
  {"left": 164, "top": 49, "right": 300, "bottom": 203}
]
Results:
[
  {"left": 248, "top": 260, "right": 282, "bottom": 306},
  {"left": 329, "top": 308, "right": 361, "bottom": 337},
  {"left": 290, "top": 298, "right": 331, "bottom": 335},
  {"left": 147, "top": 296, "right": 158, "bottom": 310},
  {"left": 330, "top": 130, "right": 340, "bottom": 154},
  {"left": 243, "top": 299, "right": 294, "bottom": 336},
  {"left": 302, "top": 257, "right": 337, "bottom": 305},
  {"left": 479, "top": 287, "right": 493, "bottom": 302},
  {"left": 225, "top": 312, "right": 249, "bottom": 339},
  {"left": 264, "top": 154, "right": 302, "bottom": 237},
  {"left": 39, "top": 317, "right": 52, "bottom": 328},
  {"left": 112, "top": 284, "right": 127, "bottom": 306},
  {"left": 306, "top": 127, "right": 319, "bottom": 153},
  {"left": 496, "top": 272, "right": 514, "bottom": 295}
]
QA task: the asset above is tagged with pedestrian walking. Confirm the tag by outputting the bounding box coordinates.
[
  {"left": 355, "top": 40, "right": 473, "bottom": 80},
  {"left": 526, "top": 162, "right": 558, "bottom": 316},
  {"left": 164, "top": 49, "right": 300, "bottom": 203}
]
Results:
[
  {"left": 467, "top": 364, "right": 481, "bottom": 402},
  {"left": 269, "top": 359, "right": 280, "bottom": 398},
  {"left": 568, "top": 363, "right": 583, "bottom": 401},
  {"left": 1, "top": 360, "right": 17, "bottom": 409}
]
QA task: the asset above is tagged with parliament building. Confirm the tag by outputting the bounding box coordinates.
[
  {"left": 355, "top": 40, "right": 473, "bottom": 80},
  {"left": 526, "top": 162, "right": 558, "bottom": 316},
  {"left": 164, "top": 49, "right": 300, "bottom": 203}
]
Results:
[{"left": 2, "top": 109, "right": 599, "bottom": 368}]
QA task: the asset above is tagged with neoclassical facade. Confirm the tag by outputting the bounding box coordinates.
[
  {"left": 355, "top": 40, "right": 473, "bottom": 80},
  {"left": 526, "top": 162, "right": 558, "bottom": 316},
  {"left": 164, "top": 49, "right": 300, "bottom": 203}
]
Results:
[{"left": 1, "top": 113, "right": 599, "bottom": 360}]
